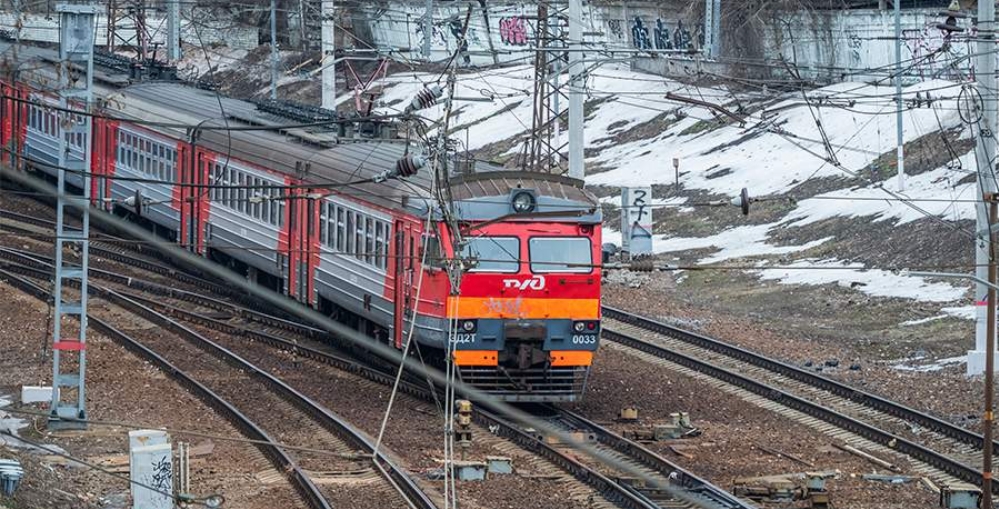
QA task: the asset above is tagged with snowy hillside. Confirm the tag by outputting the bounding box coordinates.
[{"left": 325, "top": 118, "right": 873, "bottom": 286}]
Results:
[{"left": 367, "top": 65, "right": 977, "bottom": 314}]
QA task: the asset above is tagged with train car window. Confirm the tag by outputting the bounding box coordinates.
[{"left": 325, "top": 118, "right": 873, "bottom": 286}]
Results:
[
  {"left": 237, "top": 172, "right": 247, "bottom": 214},
  {"left": 462, "top": 237, "right": 520, "bottom": 273},
  {"left": 374, "top": 222, "right": 386, "bottom": 269},
  {"left": 345, "top": 210, "right": 355, "bottom": 256},
  {"left": 255, "top": 179, "right": 262, "bottom": 219},
  {"left": 365, "top": 217, "right": 375, "bottom": 265},
  {"left": 318, "top": 203, "right": 328, "bottom": 245},
  {"left": 229, "top": 170, "right": 238, "bottom": 210},
  {"left": 263, "top": 188, "right": 271, "bottom": 224},
  {"left": 355, "top": 214, "right": 365, "bottom": 262},
  {"left": 335, "top": 207, "right": 345, "bottom": 252},
  {"left": 529, "top": 237, "right": 592, "bottom": 273},
  {"left": 221, "top": 166, "right": 230, "bottom": 207}
]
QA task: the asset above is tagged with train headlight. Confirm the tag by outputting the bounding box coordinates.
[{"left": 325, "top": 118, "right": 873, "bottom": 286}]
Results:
[
  {"left": 573, "top": 321, "right": 586, "bottom": 333},
  {"left": 461, "top": 320, "right": 477, "bottom": 332},
  {"left": 511, "top": 190, "right": 537, "bottom": 214}
]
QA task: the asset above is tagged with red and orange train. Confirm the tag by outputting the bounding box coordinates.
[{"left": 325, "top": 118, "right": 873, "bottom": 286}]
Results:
[{"left": 0, "top": 45, "right": 603, "bottom": 401}]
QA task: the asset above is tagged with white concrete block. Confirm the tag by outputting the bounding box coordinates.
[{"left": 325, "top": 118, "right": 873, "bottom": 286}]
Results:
[{"left": 20, "top": 386, "right": 55, "bottom": 404}]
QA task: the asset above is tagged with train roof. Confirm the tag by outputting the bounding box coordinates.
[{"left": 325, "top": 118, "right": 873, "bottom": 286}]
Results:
[{"left": 4, "top": 42, "right": 601, "bottom": 220}]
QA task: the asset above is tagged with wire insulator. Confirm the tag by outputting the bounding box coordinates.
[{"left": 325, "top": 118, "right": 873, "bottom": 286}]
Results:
[
  {"left": 630, "top": 260, "right": 655, "bottom": 272},
  {"left": 406, "top": 85, "right": 444, "bottom": 113},
  {"left": 395, "top": 155, "right": 426, "bottom": 178}
]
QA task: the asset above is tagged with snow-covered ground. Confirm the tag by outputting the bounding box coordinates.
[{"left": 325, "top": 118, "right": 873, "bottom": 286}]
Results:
[{"left": 369, "top": 64, "right": 977, "bottom": 315}]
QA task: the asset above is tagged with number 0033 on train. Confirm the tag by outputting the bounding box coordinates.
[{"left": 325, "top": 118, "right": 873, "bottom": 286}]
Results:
[{"left": 0, "top": 43, "right": 603, "bottom": 401}]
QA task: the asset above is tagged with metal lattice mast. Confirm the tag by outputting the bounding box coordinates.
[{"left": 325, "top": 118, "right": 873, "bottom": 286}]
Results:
[
  {"left": 50, "top": 2, "right": 96, "bottom": 430},
  {"left": 106, "top": 0, "right": 149, "bottom": 59},
  {"left": 521, "top": 2, "right": 569, "bottom": 174}
]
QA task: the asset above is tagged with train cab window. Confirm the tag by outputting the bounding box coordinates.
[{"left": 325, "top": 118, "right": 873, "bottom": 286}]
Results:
[
  {"left": 462, "top": 237, "right": 520, "bottom": 273},
  {"left": 420, "top": 234, "right": 445, "bottom": 269},
  {"left": 529, "top": 237, "right": 592, "bottom": 273}
]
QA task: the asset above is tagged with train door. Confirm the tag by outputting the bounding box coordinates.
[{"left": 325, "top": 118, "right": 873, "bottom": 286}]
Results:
[
  {"left": 286, "top": 190, "right": 309, "bottom": 303},
  {"left": 393, "top": 220, "right": 415, "bottom": 348}
]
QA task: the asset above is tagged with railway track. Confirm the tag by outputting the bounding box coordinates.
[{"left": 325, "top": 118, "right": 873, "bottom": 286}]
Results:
[
  {"left": 0, "top": 241, "right": 755, "bottom": 509},
  {"left": 601, "top": 306, "right": 988, "bottom": 494},
  {"left": 0, "top": 270, "right": 335, "bottom": 509},
  {"left": 0, "top": 266, "right": 437, "bottom": 509}
]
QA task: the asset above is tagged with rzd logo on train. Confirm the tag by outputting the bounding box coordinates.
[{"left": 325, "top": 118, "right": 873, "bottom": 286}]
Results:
[{"left": 503, "top": 275, "right": 546, "bottom": 291}]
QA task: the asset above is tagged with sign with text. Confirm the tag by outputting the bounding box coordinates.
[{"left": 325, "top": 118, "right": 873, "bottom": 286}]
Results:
[{"left": 621, "top": 187, "right": 653, "bottom": 258}]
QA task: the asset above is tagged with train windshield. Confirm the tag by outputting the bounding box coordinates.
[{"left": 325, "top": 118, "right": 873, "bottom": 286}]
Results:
[
  {"left": 530, "top": 237, "right": 592, "bottom": 273},
  {"left": 462, "top": 237, "right": 520, "bottom": 273}
]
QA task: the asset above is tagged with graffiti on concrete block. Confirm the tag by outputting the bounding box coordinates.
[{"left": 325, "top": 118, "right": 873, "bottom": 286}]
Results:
[
  {"left": 654, "top": 19, "right": 671, "bottom": 49},
  {"left": 672, "top": 20, "right": 692, "bottom": 50},
  {"left": 632, "top": 17, "right": 694, "bottom": 51},
  {"left": 632, "top": 17, "right": 650, "bottom": 49},
  {"left": 415, "top": 19, "right": 447, "bottom": 50},
  {"left": 499, "top": 16, "right": 529, "bottom": 46},
  {"left": 608, "top": 19, "right": 624, "bottom": 40},
  {"left": 902, "top": 22, "right": 968, "bottom": 80}
]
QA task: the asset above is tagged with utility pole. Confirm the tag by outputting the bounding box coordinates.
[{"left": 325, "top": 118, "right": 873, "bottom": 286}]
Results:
[
  {"left": 166, "top": 0, "right": 180, "bottom": 61},
  {"left": 567, "top": 0, "right": 584, "bottom": 179},
  {"left": 423, "top": 0, "right": 433, "bottom": 60},
  {"left": 298, "top": 0, "right": 307, "bottom": 50},
  {"left": 971, "top": 0, "right": 998, "bottom": 377},
  {"left": 704, "top": 0, "right": 721, "bottom": 57},
  {"left": 894, "top": 0, "right": 905, "bottom": 191},
  {"left": 50, "top": 2, "right": 97, "bottom": 431},
  {"left": 270, "top": 0, "right": 278, "bottom": 100},
  {"left": 985, "top": 193, "right": 998, "bottom": 509},
  {"left": 321, "top": 0, "right": 336, "bottom": 109}
]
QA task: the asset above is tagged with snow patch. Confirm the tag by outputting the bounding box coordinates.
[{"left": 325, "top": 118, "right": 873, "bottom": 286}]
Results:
[
  {"left": 755, "top": 259, "right": 967, "bottom": 303},
  {"left": 891, "top": 355, "right": 966, "bottom": 372}
]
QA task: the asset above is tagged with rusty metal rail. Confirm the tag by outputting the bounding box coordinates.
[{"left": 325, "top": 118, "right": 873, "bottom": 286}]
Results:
[
  {"left": 549, "top": 407, "right": 756, "bottom": 509},
  {"left": 0, "top": 264, "right": 437, "bottom": 509},
  {"left": 0, "top": 270, "right": 333, "bottom": 509},
  {"left": 603, "top": 306, "right": 994, "bottom": 452},
  {"left": 601, "top": 306, "right": 993, "bottom": 493},
  {"left": 0, "top": 219, "right": 750, "bottom": 508}
]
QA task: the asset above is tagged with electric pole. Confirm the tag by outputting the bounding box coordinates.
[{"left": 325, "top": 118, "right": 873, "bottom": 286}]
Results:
[
  {"left": 321, "top": 0, "right": 336, "bottom": 109},
  {"left": 166, "top": 0, "right": 180, "bottom": 61},
  {"left": 894, "top": 0, "right": 905, "bottom": 191},
  {"left": 971, "top": 0, "right": 998, "bottom": 377},
  {"left": 50, "top": 2, "right": 97, "bottom": 431},
  {"left": 423, "top": 0, "right": 433, "bottom": 60},
  {"left": 271, "top": 0, "right": 278, "bottom": 100},
  {"left": 704, "top": 0, "right": 721, "bottom": 57},
  {"left": 567, "top": 0, "right": 584, "bottom": 179}
]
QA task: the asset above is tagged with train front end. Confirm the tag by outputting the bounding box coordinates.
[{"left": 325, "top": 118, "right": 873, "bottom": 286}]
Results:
[{"left": 447, "top": 172, "right": 602, "bottom": 402}]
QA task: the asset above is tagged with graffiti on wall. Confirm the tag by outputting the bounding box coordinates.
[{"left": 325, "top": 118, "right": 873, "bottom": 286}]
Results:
[
  {"left": 632, "top": 17, "right": 651, "bottom": 49},
  {"left": 499, "top": 16, "right": 529, "bottom": 46},
  {"left": 901, "top": 23, "right": 968, "bottom": 80},
  {"left": 415, "top": 17, "right": 447, "bottom": 50},
  {"left": 631, "top": 16, "right": 695, "bottom": 51},
  {"left": 608, "top": 19, "right": 624, "bottom": 40}
]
